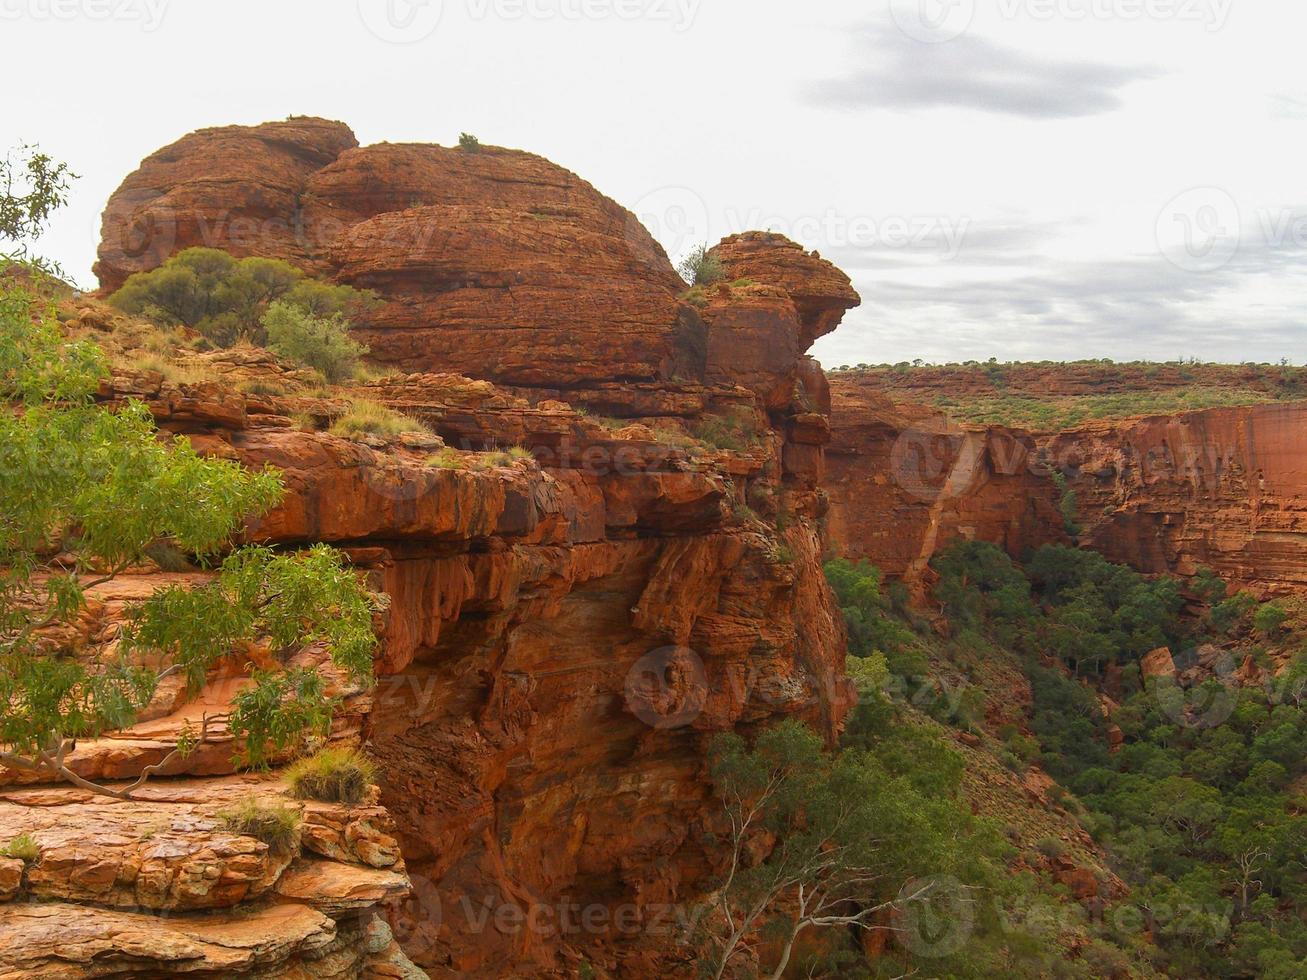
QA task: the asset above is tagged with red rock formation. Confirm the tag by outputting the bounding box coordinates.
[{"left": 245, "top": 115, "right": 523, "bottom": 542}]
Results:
[
  {"left": 1044, "top": 403, "right": 1307, "bottom": 593},
  {"left": 94, "top": 117, "right": 359, "bottom": 292},
  {"left": 75, "top": 127, "right": 864, "bottom": 975},
  {"left": 97, "top": 122, "right": 704, "bottom": 391},
  {"left": 827, "top": 374, "right": 1307, "bottom": 598}
]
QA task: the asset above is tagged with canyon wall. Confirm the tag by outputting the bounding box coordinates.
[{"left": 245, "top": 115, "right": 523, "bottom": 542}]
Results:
[
  {"left": 828, "top": 373, "right": 1307, "bottom": 597},
  {"left": 0, "top": 120, "right": 864, "bottom": 977},
  {"left": 825, "top": 377, "right": 1067, "bottom": 590}
]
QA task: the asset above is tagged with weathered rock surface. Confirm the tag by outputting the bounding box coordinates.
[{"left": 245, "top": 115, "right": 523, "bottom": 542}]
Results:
[
  {"left": 827, "top": 374, "right": 1307, "bottom": 597},
  {"left": 0, "top": 776, "right": 417, "bottom": 979},
  {"left": 97, "top": 121, "right": 705, "bottom": 391},
  {"left": 825, "top": 378, "right": 1066, "bottom": 589},
  {"left": 1043, "top": 403, "right": 1307, "bottom": 593},
  {"left": 75, "top": 124, "right": 864, "bottom": 976}
]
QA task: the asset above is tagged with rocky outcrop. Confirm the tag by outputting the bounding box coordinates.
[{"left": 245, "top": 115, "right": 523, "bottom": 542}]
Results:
[
  {"left": 94, "top": 117, "right": 359, "bottom": 292},
  {"left": 0, "top": 776, "right": 421, "bottom": 979},
  {"left": 97, "top": 120, "right": 704, "bottom": 392},
  {"left": 66, "top": 135, "right": 864, "bottom": 976},
  {"left": 1043, "top": 402, "right": 1307, "bottom": 593},
  {"left": 827, "top": 375, "right": 1307, "bottom": 597}
]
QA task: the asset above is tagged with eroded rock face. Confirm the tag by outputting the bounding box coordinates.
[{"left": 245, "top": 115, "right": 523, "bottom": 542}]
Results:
[
  {"left": 827, "top": 376, "right": 1307, "bottom": 597},
  {"left": 53, "top": 147, "right": 860, "bottom": 977},
  {"left": 825, "top": 377, "right": 1066, "bottom": 590},
  {"left": 96, "top": 122, "right": 704, "bottom": 391},
  {"left": 1044, "top": 403, "right": 1307, "bottom": 593},
  {"left": 94, "top": 117, "right": 359, "bottom": 292}
]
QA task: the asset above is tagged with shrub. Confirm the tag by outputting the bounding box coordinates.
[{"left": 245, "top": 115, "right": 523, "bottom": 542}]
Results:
[
  {"left": 287, "top": 746, "right": 377, "bottom": 806},
  {"left": 692, "top": 409, "right": 755, "bottom": 452},
  {"left": 1253, "top": 602, "right": 1289, "bottom": 639},
  {"left": 507, "top": 445, "right": 534, "bottom": 461},
  {"left": 1212, "top": 591, "right": 1259, "bottom": 634},
  {"left": 219, "top": 797, "right": 301, "bottom": 855},
  {"left": 675, "top": 243, "right": 725, "bottom": 287},
  {"left": 458, "top": 132, "right": 481, "bottom": 151},
  {"left": 427, "top": 447, "right": 464, "bottom": 469},
  {"left": 262, "top": 301, "right": 368, "bottom": 383},
  {"left": 1034, "top": 836, "right": 1067, "bottom": 860},
  {"left": 330, "top": 400, "right": 430, "bottom": 440},
  {"left": 2, "top": 833, "right": 39, "bottom": 862},
  {"left": 109, "top": 248, "right": 377, "bottom": 348}
]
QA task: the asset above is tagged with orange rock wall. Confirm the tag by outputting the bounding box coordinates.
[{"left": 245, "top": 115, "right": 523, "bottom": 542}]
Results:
[
  {"left": 827, "top": 375, "right": 1307, "bottom": 598},
  {"left": 91, "top": 121, "right": 864, "bottom": 976}
]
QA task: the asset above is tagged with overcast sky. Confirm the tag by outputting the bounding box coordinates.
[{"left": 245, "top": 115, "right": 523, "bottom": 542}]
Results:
[{"left": 6, "top": 0, "right": 1305, "bottom": 366}]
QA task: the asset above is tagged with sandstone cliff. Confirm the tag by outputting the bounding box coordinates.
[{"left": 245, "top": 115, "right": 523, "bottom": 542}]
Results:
[
  {"left": 827, "top": 372, "right": 1307, "bottom": 598},
  {"left": 0, "top": 122, "right": 862, "bottom": 978}
]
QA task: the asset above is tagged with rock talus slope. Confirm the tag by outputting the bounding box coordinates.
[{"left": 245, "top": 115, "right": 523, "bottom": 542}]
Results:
[{"left": 2, "top": 119, "right": 865, "bottom": 977}]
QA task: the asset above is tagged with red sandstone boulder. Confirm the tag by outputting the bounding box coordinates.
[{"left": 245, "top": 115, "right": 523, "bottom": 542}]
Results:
[
  {"left": 95, "top": 117, "right": 359, "bottom": 291},
  {"left": 708, "top": 231, "right": 860, "bottom": 342},
  {"left": 96, "top": 123, "right": 704, "bottom": 390},
  {"left": 1141, "top": 647, "right": 1177, "bottom": 680}
]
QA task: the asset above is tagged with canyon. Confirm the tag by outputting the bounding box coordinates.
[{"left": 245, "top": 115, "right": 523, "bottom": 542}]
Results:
[
  {"left": 4, "top": 119, "right": 857, "bottom": 978},
  {"left": 6, "top": 116, "right": 1307, "bottom": 978}
]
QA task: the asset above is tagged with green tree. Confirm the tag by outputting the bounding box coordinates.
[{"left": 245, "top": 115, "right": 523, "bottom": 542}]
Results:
[
  {"left": 0, "top": 277, "right": 378, "bottom": 798},
  {"left": 0, "top": 144, "right": 75, "bottom": 273},
  {"left": 703, "top": 720, "right": 992, "bottom": 979}
]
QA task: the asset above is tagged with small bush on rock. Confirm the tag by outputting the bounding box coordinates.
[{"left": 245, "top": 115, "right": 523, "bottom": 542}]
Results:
[{"left": 262, "top": 301, "right": 368, "bottom": 383}]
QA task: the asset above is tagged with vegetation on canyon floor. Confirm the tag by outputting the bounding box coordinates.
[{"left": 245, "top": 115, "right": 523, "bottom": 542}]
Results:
[{"left": 812, "top": 544, "right": 1307, "bottom": 978}]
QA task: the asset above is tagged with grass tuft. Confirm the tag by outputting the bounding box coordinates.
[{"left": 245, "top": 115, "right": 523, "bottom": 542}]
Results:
[
  {"left": 286, "top": 746, "right": 377, "bottom": 806},
  {"left": 219, "top": 797, "right": 301, "bottom": 855},
  {"left": 2, "top": 833, "right": 39, "bottom": 863}
]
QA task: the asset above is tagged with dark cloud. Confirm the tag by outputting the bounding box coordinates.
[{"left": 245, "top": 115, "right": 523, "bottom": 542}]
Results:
[{"left": 806, "top": 26, "right": 1160, "bottom": 119}]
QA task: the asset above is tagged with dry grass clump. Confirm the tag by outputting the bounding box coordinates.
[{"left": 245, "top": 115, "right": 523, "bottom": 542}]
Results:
[
  {"left": 286, "top": 747, "right": 377, "bottom": 806},
  {"left": 218, "top": 797, "right": 301, "bottom": 855},
  {"left": 329, "top": 399, "right": 431, "bottom": 440}
]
